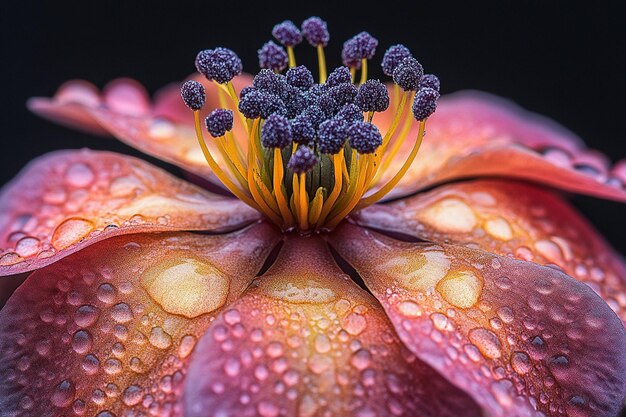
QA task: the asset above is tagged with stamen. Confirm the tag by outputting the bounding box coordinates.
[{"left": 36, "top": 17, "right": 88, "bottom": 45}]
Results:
[
  {"left": 192, "top": 111, "right": 257, "bottom": 209},
  {"left": 258, "top": 41, "right": 289, "bottom": 73},
  {"left": 182, "top": 17, "right": 440, "bottom": 233}
]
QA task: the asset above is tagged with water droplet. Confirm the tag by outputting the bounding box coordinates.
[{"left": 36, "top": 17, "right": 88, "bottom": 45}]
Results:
[
  {"left": 149, "top": 118, "right": 176, "bottom": 139},
  {"left": 224, "top": 309, "right": 241, "bottom": 325},
  {"left": 343, "top": 312, "right": 367, "bottom": 335},
  {"left": 65, "top": 163, "right": 95, "bottom": 188},
  {"left": 350, "top": 349, "right": 372, "bottom": 370},
  {"left": 496, "top": 306, "right": 514, "bottom": 323},
  {"left": 484, "top": 217, "right": 513, "bottom": 241},
  {"left": 430, "top": 313, "right": 450, "bottom": 331},
  {"left": 96, "top": 283, "right": 117, "bottom": 303},
  {"left": 72, "top": 330, "right": 93, "bottom": 354},
  {"left": 74, "top": 305, "right": 99, "bottom": 327},
  {"left": 528, "top": 336, "right": 547, "bottom": 360},
  {"left": 51, "top": 218, "right": 95, "bottom": 250},
  {"left": 314, "top": 334, "right": 331, "bottom": 353},
  {"left": 223, "top": 358, "right": 241, "bottom": 377},
  {"left": 15, "top": 236, "right": 41, "bottom": 257},
  {"left": 95, "top": 411, "right": 116, "bottom": 417},
  {"left": 421, "top": 198, "right": 477, "bottom": 233},
  {"left": 0, "top": 251, "right": 21, "bottom": 266},
  {"left": 149, "top": 326, "right": 172, "bottom": 349},
  {"left": 82, "top": 354, "right": 99, "bottom": 374},
  {"left": 257, "top": 400, "right": 280, "bottom": 417},
  {"left": 511, "top": 352, "right": 531, "bottom": 374},
  {"left": 19, "top": 395, "right": 34, "bottom": 410},
  {"left": 51, "top": 379, "right": 75, "bottom": 407},
  {"left": 35, "top": 339, "right": 51, "bottom": 356},
  {"left": 104, "top": 358, "right": 122, "bottom": 374},
  {"left": 179, "top": 335, "right": 197, "bottom": 358},
  {"left": 109, "top": 176, "right": 142, "bottom": 197},
  {"left": 122, "top": 385, "right": 143, "bottom": 406},
  {"left": 468, "top": 328, "right": 502, "bottom": 359},
  {"left": 111, "top": 303, "right": 133, "bottom": 323},
  {"left": 397, "top": 300, "right": 422, "bottom": 317},
  {"left": 141, "top": 254, "right": 229, "bottom": 318},
  {"left": 535, "top": 239, "right": 564, "bottom": 264},
  {"left": 436, "top": 270, "right": 482, "bottom": 308}
]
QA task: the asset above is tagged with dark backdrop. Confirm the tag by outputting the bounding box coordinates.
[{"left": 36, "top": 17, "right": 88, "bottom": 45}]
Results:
[{"left": 1, "top": 1, "right": 625, "bottom": 253}]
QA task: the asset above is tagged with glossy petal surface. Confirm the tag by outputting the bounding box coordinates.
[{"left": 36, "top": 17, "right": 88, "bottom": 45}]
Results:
[
  {"left": 0, "top": 149, "right": 259, "bottom": 275},
  {"left": 355, "top": 180, "right": 626, "bottom": 323},
  {"left": 374, "top": 90, "right": 626, "bottom": 201},
  {"left": 329, "top": 224, "right": 626, "bottom": 417},
  {"left": 0, "top": 223, "right": 279, "bottom": 417},
  {"left": 28, "top": 75, "right": 253, "bottom": 185},
  {"left": 184, "top": 236, "right": 481, "bottom": 417}
]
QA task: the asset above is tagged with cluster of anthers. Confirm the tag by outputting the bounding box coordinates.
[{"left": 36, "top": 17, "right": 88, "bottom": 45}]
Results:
[{"left": 180, "top": 16, "right": 440, "bottom": 233}]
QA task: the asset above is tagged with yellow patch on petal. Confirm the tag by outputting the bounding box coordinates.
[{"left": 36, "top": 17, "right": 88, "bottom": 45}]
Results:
[
  {"left": 141, "top": 253, "right": 229, "bottom": 318},
  {"left": 436, "top": 270, "right": 483, "bottom": 308},
  {"left": 420, "top": 198, "right": 477, "bottom": 233}
]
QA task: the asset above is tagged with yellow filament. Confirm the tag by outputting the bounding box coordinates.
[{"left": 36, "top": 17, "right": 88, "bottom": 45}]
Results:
[
  {"left": 214, "top": 138, "right": 248, "bottom": 189},
  {"left": 350, "top": 67, "right": 356, "bottom": 83},
  {"left": 377, "top": 107, "right": 415, "bottom": 179},
  {"left": 298, "top": 173, "right": 309, "bottom": 231},
  {"left": 308, "top": 187, "right": 324, "bottom": 224},
  {"left": 316, "top": 45, "right": 327, "bottom": 83},
  {"left": 326, "top": 155, "right": 368, "bottom": 229},
  {"left": 381, "top": 92, "right": 409, "bottom": 149},
  {"left": 273, "top": 148, "right": 293, "bottom": 227},
  {"left": 317, "top": 150, "right": 344, "bottom": 226},
  {"left": 292, "top": 174, "right": 301, "bottom": 221},
  {"left": 357, "top": 120, "right": 426, "bottom": 210},
  {"left": 192, "top": 111, "right": 258, "bottom": 209},
  {"left": 392, "top": 84, "right": 400, "bottom": 110},
  {"left": 359, "top": 58, "right": 368, "bottom": 85},
  {"left": 216, "top": 85, "right": 247, "bottom": 162},
  {"left": 287, "top": 46, "right": 296, "bottom": 67},
  {"left": 246, "top": 120, "right": 283, "bottom": 224}
]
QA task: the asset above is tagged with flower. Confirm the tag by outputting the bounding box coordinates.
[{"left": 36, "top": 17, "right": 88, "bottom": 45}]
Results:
[{"left": 1, "top": 15, "right": 626, "bottom": 417}]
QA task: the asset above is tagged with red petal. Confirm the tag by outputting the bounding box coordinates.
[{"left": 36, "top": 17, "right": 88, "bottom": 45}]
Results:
[
  {"left": 374, "top": 90, "right": 626, "bottom": 201},
  {"left": 328, "top": 224, "right": 626, "bottom": 417},
  {"left": 184, "top": 235, "right": 481, "bottom": 416},
  {"left": 355, "top": 180, "right": 626, "bottom": 323},
  {"left": 0, "top": 150, "right": 259, "bottom": 275},
  {"left": 0, "top": 223, "right": 279, "bottom": 416},
  {"left": 28, "top": 74, "right": 254, "bottom": 185}
]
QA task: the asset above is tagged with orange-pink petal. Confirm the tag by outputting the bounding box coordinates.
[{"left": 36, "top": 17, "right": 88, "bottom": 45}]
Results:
[
  {"left": 355, "top": 180, "right": 626, "bottom": 323},
  {"left": 328, "top": 224, "right": 626, "bottom": 417},
  {"left": 374, "top": 90, "right": 626, "bottom": 201},
  {"left": 184, "top": 235, "right": 481, "bottom": 416},
  {"left": 28, "top": 75, "right": 254, "bottom": 186},
  {"left": 0, "top": 150, "right": 259, "bottom": 275},
  {"left": 0, "top": 223, "right": 279, "bottom": 416}
]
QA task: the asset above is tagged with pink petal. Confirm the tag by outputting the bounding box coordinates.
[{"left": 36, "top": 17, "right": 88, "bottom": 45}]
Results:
[
  {"left": 329, "top": 224, "right": 626, "bottom": 417},
  {"left": 184, "top": 235, "right": 480, "bottom": 416},
  {"left": 0, "top": 150, "right": 259, "bottom": 275},
  {"left": 0, "top": 223, "right": 279, "bottom": 416},
  {"left": 355, "top": 179, "right": 626, "bottom": 324},
  {"left": 373, "top": 90, "right": 626, "bottom": 201}
]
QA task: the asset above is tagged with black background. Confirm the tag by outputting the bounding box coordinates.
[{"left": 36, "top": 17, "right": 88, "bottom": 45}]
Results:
[{"left": 1, "top": 1, "right": 625, "bottom": 253}]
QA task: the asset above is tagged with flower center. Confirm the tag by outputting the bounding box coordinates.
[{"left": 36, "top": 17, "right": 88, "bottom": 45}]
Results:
[{"left": 180, "top": 17, "right": 440, "bottom": 233}]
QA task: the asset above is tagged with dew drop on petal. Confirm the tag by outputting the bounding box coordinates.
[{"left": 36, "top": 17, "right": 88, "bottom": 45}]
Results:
[
  {"left": 74, "top": 305, "right": 99, "bottom": 327},
  {"left": 468, "top": 328, "right": 502, "bottom": 359},
  {"left": 149, "top": 326, "right": 172, "bottom": 349},
  {"left": 51, "top": 379, "right": 75, "bottom": 407},
  {"left": 436, "top": 270, "right": 482, "bottom": 308},
  {"left": 122, "top": 385, "right": 143, "bottom": 406},
  {"left": 72, "top": 330, "right": 93, "bottom": 354},
  {"left": 15, "top": 237, "right": 41, "bottom": 257},
  {"left": 511, "top": 351, "right": 531, "bottom": 374},
  {"left": 65, "top": 163, "right": 95, "bottom": 188},
  {"left": 51, "top": 218, "right": 95, "bottom": 250},
  {"left": 141, "top": 254, "right": 230, "bottom": 318}
]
